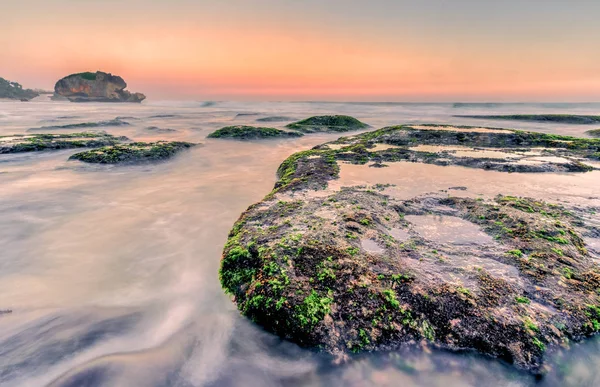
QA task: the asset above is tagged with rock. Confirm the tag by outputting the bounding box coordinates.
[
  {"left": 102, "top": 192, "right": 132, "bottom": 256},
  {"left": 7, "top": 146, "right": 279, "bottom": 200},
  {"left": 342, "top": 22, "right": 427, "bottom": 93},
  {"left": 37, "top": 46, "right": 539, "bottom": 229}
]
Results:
[
  {"left": 454, "top": 115, "right": 600, "bottom": 125},
  {"left": 0, "top": 77, "right": 39, "bottom": 101},
  {"left": 54, "top": 71, "right": 146, "bottom": 103},
  {"left": 286, "top": 115, "right": 369, "bottom": 133},
  {"left": 219, "top": 124, "right": 600, "bottom": 374},
  {"left": 586, "top": 129, "right": 600, "bottom": 138},
  {"left": 0, "top": 133, "right": 126, "bottom": 154},
  {"left": 256, "top": 116, "right": 293, "bottom": 123},
  {"left": 69, "top": 141, "right": 196, "bottom": 164},
  {"left": 28, "top": 118, "right": 130, "bottom": 132},
  {"left": 208, "top": 125, "right": 303, "bottom": 140}
]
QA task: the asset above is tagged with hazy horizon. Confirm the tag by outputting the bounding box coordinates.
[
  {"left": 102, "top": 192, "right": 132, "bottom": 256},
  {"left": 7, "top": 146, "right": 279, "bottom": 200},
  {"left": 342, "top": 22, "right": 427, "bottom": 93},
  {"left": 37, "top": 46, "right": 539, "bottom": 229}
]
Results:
[{"left": 2, "top": 0, "right": 600, "bottom": 102}]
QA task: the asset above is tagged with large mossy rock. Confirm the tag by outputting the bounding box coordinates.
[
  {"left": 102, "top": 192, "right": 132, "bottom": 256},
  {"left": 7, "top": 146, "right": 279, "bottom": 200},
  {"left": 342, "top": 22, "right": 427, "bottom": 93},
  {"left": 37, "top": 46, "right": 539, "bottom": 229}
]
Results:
[
  {"left": 54, "top": 71, "right": 146, "bottom": 103},
  {"left": 455, "top": 114, "right": 600, "bottom": 124},
  {"left": 69, "top": 141, "right": 195, "bottom": 164},
  {"left": 208, "top": 125, "right": 303, "bottom": 140},
  {"left": 0, "top": 133, "right": 126, "bottom": 154},
  {"left": 286, "top": 115, "right": 369, "bottom": 133},
  {"left": 0, "top": 77, "right": 39, "bottom": 101},
  {"left": 219, "top": 124, "right": 600, "bottom": 373}
]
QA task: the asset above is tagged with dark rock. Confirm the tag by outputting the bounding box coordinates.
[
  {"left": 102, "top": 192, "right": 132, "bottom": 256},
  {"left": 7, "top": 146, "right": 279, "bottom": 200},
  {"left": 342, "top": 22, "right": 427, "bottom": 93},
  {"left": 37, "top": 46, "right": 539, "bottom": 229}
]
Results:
[
  {"left": 286, "top": 115, "right": 370, "bottom": 133},
  {"left": 69, "top": 141, "right": 196, "bottom": 164},
  {"left": 256, "top": 116, "right": 293, "bottom": 123},
  {"left": 54, "top": 71, "right": 146, "bottom": 103},
  {"left": 586, "top": 129, "right": 600, "bottom": 138},
  {"left": 0, "top": 77, "right": 39, "bottom": 101},
  {"left": 0, "top": 133, "right": 126, "bottom": 154},
  {"left": 208, "top": 125, "right": 303, "bottom": 140},
  {"left": 28, "top": 118, "right": 130, "bottom": 132},
  {"left": 455, "top": 115, "right": 600, "bottom": 125},
  {"left": 219, "top": 124, "right": 600, "bottom": 374}
]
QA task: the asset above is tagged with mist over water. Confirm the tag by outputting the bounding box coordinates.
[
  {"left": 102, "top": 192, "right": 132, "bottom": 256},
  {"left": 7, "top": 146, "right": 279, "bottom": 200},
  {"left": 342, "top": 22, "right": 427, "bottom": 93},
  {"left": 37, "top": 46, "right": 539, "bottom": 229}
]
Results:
[{"left": 1, "top": 99, "right": 599, "bottom": 386}]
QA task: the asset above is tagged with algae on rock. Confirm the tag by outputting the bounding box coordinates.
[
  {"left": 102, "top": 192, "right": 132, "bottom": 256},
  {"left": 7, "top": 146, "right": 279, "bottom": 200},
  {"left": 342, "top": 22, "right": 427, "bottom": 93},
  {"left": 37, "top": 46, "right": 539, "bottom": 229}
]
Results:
[
  {"left": 69, "top": 141, "right": 196, "bottom": 164},
  {"left": 219, "top": 124, "right": 600, "bottom": 374}
]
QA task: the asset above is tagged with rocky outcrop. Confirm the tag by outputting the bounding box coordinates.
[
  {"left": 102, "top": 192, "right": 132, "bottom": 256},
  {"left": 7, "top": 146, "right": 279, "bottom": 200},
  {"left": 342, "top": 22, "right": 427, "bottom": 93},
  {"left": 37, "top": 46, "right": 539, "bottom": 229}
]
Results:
[
  {"left": 455, "top": 114, "right": 600, "bottom": 125},
  {"left": 54, "top": 71, "right": 146, "bottom": 103},
  {"left": 0, "top": 77, "right": 39, "bottom": 101},
  {"left": 69, "top": 141, "right": 196, "bottom": 164},
  {"left": 286, "top": 115, "right": 369, "bottom": 133},
  {"left": 208, "top": 125, "right": 303, "bottom": 140},
  {"left": 0, "top": 133, "right": 126, "bottom": 154},
  {"left": 219, "top": 124, "right": 600, "bottom": 374}
]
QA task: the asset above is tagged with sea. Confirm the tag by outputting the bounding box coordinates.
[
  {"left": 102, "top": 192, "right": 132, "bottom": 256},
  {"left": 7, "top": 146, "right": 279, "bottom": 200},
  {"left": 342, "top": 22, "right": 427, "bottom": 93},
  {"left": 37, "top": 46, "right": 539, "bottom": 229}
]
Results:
[{"left": 1, "top": 99, "right": 599, "bottom": 386}]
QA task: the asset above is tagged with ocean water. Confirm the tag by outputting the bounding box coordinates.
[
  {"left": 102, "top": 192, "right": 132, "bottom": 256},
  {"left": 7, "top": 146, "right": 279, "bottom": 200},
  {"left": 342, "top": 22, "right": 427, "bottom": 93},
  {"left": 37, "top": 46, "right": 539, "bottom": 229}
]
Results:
[{"left": 0, "top": 99, "right": 599, "bottom": 386}]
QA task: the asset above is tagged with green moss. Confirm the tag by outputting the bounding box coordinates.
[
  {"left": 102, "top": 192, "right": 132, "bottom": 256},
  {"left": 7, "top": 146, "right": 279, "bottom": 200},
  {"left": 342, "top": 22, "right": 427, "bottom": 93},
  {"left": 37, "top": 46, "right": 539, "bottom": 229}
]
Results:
[
  {"left": 507, "top": 249, "right": 524, "bottom": 258},
  {"left": 515, "top": 296, "right": 531, "bottom": 304},
  {"left": 295, "top": 290, "right": 332, "bottom": 328},
  {"left": 455, "top": 114, "right": 600, "bottom": 125},
  {"left": 382, "top": 289, "right": 401, "bottom": 309},
  {"left": 219, "top": 246, "right": 256, "bottom": 295},
  {"left": 286, "top": 115, "right": 369, "bottom": 133},
  {"left": 68, "top": 72, "right": 98, "bottom": 81},
  {"left": 69, "top": 141, "right": 196, "bottom": 164},
  {"left": 208, "top": 125, "right": 303, "bottom": 140}
]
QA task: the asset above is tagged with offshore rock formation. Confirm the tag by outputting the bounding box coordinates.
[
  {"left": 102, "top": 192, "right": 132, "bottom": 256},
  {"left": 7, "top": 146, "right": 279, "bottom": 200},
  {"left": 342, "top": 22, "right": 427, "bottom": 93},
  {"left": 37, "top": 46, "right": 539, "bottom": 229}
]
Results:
[
  {"left": 0, "top": 133, "right": 126, "bottom": 154},
  {"left": 219, "top": 124, "right": 600, "bottom": 374},
  {"left": 208, "top": 125, "right": 303, "bottom": 140},
  {"left": 69, "top": 141, "right": 196, "bottom": 164},
  {"left": 54, "top": 71, "right": 146, "bottom": 103},
  {"left": 0, "top": 77, "right": 39, "bottom": 101},
  {"left": 286, "top": 115, "right": 370, "bottom": 133}
]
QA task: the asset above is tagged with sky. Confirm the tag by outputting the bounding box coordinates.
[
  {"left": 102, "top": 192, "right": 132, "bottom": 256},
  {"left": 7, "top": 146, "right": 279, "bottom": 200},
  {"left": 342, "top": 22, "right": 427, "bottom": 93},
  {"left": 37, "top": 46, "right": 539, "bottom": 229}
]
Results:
[{"left": 2, "top": 0, "right": 600, "bottom": 101}]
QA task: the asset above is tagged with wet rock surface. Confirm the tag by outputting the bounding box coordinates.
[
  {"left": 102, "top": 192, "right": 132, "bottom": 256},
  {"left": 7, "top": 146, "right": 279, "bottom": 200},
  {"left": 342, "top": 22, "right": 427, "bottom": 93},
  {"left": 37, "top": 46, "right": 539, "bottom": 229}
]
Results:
[
  {"left": 286, "top": 115, "right": 370, "bottom": 133},
  {"left": 587, "top": 129, "right": 600, "bottom": 138},
  {"left": 219, "top": 125, "right": 600, "bottom": 374},
  {"left": 0, "top": 133, "right": 126, "bottom": 154},
  {"left": 54, "top": 71, "right": 146, "bottom": 103},
  {"left": 69, "top": 141, "right": 196, "bottom": 164},
  {"left": 455, "top": 114, "right": 600, "bottom": 125},
  {"left": 208, "top": 125, "right": 303, "bottom": 140}
]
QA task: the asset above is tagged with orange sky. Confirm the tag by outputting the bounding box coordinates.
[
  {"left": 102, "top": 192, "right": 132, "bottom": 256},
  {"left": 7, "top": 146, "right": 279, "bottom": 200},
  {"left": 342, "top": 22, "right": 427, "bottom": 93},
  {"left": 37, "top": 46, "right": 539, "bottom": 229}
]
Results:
[{"left": 2, "top": 0, "right": 600, "bottom": 101}]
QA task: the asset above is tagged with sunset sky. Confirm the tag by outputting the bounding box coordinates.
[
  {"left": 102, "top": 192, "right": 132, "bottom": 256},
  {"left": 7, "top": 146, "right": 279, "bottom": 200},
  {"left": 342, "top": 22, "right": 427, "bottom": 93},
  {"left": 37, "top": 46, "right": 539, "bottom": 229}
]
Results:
[{"left": 2, "top": 0, "right": 600, "bottom": 101}]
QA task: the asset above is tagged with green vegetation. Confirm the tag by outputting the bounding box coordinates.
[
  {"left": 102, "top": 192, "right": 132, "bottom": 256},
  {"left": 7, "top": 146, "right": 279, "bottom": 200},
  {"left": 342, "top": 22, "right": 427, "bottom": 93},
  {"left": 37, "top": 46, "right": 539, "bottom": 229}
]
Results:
[
  {"left": 515, "top": 296, "right": 531, "bottom": 304},
  {"left": 455, "top": 114, "right": 600, "bottom": 125},
  {"left": 507, "top": 249, "right": 524, "bottom": 258},
  {"left": 69, "top": 141, "right": 196, "bottom": 164},
  {"left": 0, "top": 133, "right": 125, "bottom": 154},
  {"left": 208, "top": 125, "right": 303, "bottom": 140},
  {"left": 68, "top": 72, "right": 98, "bottom": 81},
  {"left": 0, "top": 77, "right": 39, "bottom": 100},
  {"left": 286, "top": 115, "right": 369, "bottom": 133},
  {"left": 295, "top": 290, "right": 332, "bottom": 328}
]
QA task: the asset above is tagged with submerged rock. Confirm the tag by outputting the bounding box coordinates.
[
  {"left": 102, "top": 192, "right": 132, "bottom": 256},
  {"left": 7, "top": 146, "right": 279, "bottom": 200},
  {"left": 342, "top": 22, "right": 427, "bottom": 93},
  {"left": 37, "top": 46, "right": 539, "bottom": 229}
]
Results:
[
  {"left": 219, "top": 124, "right": 600, "bottom": 373},
  {"left": 455, "top": 114, "right": 600, "bottom": 125},
  {"left": 28, "top": 118, "right": 130, "bottom": 132},
  {"left": 586, "top": 129, "right": 600, "bottom": 138},
  {"left": 256, "top": 116, "right": 293, "bottom": 123},
  {"left": 286, "top": 115, "right": 369, "bottom": 133},
  {"left": 54, "top": 71, "right": 146, "bottom": 103},
  {"left": 0, "top": 133, "right": 126, "bottom": 154},
  {"left": 69, "top": 141, "right": 196, "bottom": 164},
  {"left": 208, "top": 125, "right": 303, "bottom": 140},
  {"left": 0, "top": 77, "right": 39, "bottom": 101}
]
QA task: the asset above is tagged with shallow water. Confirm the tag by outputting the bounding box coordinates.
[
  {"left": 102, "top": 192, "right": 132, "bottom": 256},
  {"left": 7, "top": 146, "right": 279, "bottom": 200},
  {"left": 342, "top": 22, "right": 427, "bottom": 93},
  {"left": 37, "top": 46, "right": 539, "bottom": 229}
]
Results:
[{"left": 1, "top": 99, "right": 600, "bottom": 386}]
